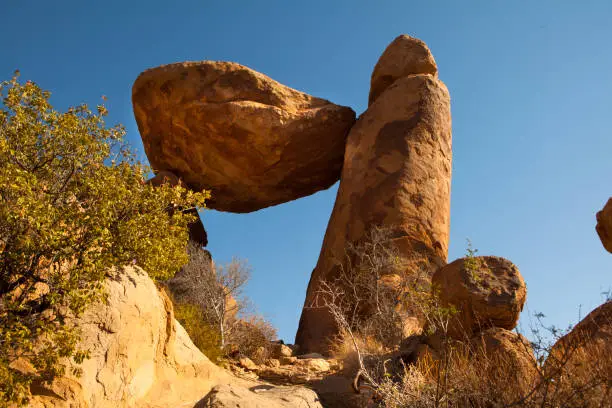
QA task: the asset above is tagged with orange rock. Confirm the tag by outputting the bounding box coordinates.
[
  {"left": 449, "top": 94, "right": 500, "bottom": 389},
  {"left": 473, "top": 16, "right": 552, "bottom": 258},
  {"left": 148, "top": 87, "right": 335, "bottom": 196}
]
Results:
[
  {"left": 433, "top": 256, "right": 526, "bottom": 338},
  {"left": 296, "top": 37, "right": 451, "bottom": 354},
  {"left": 596, "top": 198, "right": 612, "bottom": 253},
  {"left": 133, "top": 61, "right": 355, "bottom": 213},
  {"left": 546, "top": 301, "right": 611, "bottom": 382},
  {"left": 471, "top": 327, "right": 538, "bottom": 397},
  {"left": 369, "top": 35, "right": 438, "bottom": 105}
]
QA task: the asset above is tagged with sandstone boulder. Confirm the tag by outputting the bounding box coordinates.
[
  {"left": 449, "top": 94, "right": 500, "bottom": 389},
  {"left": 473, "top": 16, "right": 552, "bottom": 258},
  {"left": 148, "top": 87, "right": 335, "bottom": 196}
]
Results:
[
  {"left": 27, "top": 266, "right": 321, "bottom": 408},
  {"left": 433, "top": 256, "right": 526, "bottom": 338},
  {"left": 28, "top": 266, "right": 229, "bottom": 408},
  {"left": 196, "top": 384, "right": 322, "bottom": 408},
  {"left": 471, "top": 327, "right": 538, "bottom": 398},
  {"left": 596, "top": 198, "right": 612, "bottom": 253},
  {"left": 369, "top": 35, "right": 438, "bottom": 105},
  {"left": 546, "top": 301, "right": 611, "bottom": 382},
  {"left": 273, "top": 343, "right": 294, "bottom": 359},
  {"left": 133, "top": 61, "right": 356, "bottom": 213},
  {"left": 297, "top": 58, "right": 452, "bottom": 353}
]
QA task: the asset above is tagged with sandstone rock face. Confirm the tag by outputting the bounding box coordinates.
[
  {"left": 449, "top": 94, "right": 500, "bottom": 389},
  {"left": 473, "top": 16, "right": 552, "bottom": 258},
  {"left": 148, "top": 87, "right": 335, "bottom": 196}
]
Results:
[
  {"left": 433, "top": 256, "right": 527, "bottom": 338},
  {"left": 133, "top": 61, "right": 356, "bottom": 213},
  {"left": 296, "top": 40, "right": 452, "bottom": 353},
  {"left": 27, "top": 267, "right": 320, "bottom": 408},
  {"left": 369, "top": 35, "right": 438, "bottom": 105},
  {"left": 28, "top": 266, "right": 229, "bottom": 408},
  {"left": 196, "top": 384, "right": 323, "bottom": 408},
  {"left": 596, "top": 198, "right": 612, "bottom": 253}
]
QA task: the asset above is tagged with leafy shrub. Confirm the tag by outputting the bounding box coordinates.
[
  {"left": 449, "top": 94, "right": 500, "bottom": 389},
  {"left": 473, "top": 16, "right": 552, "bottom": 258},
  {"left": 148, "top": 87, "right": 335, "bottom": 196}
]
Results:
[
  {"left": 173, "top": 302, "right": 223, "bottom": 363},
  {"left": 0, "top": 73, "right": 207, "bottom": 406}
]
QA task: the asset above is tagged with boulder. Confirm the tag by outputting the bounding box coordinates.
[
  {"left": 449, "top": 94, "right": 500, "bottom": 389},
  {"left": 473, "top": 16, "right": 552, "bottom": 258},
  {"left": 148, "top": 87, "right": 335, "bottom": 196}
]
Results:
[
  {"left": 300, "top": 358, "right": 331, "bottom": 373},
  {"left": 196, "top": 383, "right": 323, "bottom": 408},
  {"left": 297, "top": 40, "right": 452, "bottom": 353},
  {"left": 27, "top": 266, "right": 321, "bottom": 408},
  {"left": 133, "top": 61, "right": 356, "bottom": 213},
  {"left": 471, "top": 327, "right": 538, "bottom": 398},
  {"left": 239, "top": 357, "right": 258, "bottom": 371},
  {"left": 273, "top": 343, "right": 294, "bottom": 359},
  {"left": 432, "top": 256, "right": 526, "bottom": 338},
  {"left": 596, "top": 198, "right": 612, "bottom": 253},
  {"left": 369, "top": 35, "right": 438, "bottom": 105},
  {"left": 28, "top": 266, "right": 229, "bottom": 408},
  {"left": 546, "top": 301, "right": 611, "bottom": 382}
]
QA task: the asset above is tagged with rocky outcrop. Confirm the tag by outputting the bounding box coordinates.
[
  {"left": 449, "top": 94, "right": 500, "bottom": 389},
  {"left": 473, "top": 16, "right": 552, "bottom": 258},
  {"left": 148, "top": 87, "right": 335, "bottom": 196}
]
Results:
[
  {"left": 432, "top": 256, "right": 527, "bottom": 338},
  {"left": 133, "top": 61, "right": 355, "bottom": 213},
  {"left": 27, "top": 267, "right": 321, "bottom": 408},
  {"left": 596, "top": 198, "right": 612, "bottom": 253},
  {"left": 369, "top": 35, "right": 438, "bottom": 105},
  {"left": 296, "top": 36, "right": 452, "bottom": 353}
]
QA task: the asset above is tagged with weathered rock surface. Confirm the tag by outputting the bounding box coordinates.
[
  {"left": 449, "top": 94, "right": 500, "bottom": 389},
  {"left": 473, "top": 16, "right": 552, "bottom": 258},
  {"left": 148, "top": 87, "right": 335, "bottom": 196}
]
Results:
[
  {"left": 28, "top": 266, "right": 227, "bottom": 408},
  {"left": 596, "top": 198, "right": 612, "bottom": 253},
  {"left": 196, "top": 384, "right": 322, "bottom": 408},
  {"left": 433, "top": 256, "right": 527, "bottom": 338},
  {"left": 133, "top": 61, "right": 356, "bottom": 213},
  {"left": 369, "top": 35, "right": 438, "bottom": 105},
  {"left": 471, "top": 327, "right": 538, "bottom": 397},
  {"left": 547, "top": 301, "right": 611, "bottom": 380},
  {"left": 297, "top": 49, "right": 452, "bottom": 353},
  {"left": 27, "top": 267, "right": 321, "bottom": 408},
  {"left": 147, "top": 170, "right": 208, "bottom": 246}
]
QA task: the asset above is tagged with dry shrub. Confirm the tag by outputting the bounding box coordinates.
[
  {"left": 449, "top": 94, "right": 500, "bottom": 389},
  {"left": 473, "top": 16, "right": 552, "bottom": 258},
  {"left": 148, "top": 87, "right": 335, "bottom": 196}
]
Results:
[
  {"left": 331, "top": 330, "right": 388, "bottom": 375},
  {"left": 229, "top": 315, "right": 277, "bottom": 364},
  {"left": 320, "top": 227, "right": 611, "bottom": 407}
]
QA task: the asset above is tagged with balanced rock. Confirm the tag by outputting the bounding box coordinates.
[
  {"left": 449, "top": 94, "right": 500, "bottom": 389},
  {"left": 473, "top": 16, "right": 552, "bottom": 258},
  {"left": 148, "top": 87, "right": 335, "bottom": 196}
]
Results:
[
  {"left": 296, "top": 36, "right": 452, "bottom": 354},
  {"left": 596, "top": 198, "right": 612, "bottom": 253},
  {"left": 433, "top": 256, "right": 527, "bottom": 338},
  {"left": 369, "top": 35, "right": 438, "bottom": 105},
  {"left": 133, "top": 61, "right": 356, "bottom": 213}
]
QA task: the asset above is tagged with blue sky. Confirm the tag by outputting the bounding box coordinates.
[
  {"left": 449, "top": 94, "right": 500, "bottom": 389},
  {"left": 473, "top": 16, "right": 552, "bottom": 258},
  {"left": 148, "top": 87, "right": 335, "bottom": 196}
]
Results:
[{"left": 3, "top": 0, "right": 611, "bottom": 342}]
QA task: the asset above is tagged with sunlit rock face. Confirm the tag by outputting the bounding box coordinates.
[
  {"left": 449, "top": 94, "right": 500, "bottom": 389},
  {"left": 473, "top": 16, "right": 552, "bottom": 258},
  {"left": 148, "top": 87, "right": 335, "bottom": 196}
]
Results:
[
  {"left": 596, "top": 198, "right": 612, "bottom": 253},
  {"left": 296, "top": 35, "right": 452, "bottom": 354},
  {"left": 133, "top": 61, "right": 355, "bottom": 213},
  {"left": 131, "top": 35, "right": 452, "bottom": 355}
]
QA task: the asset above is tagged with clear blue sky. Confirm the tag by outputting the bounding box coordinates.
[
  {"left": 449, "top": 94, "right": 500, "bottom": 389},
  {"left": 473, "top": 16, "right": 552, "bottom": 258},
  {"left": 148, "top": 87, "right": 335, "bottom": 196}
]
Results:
[{"left": 3, "top": 0, "right": 611, "bottom": 342}]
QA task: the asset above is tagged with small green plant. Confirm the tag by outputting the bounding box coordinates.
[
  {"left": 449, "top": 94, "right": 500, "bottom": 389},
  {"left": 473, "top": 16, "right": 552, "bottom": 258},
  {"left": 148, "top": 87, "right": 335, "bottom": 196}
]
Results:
[{"left": 463, "top": 239, "right": 490, "bottom": 287}]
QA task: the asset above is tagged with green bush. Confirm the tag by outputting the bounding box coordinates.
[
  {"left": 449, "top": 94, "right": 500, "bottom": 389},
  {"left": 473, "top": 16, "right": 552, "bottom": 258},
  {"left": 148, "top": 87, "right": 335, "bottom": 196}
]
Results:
[
  {"left": 173, "top": 302, "right": 223, "bottom": 363},
  {"left": 0, "top": 73, "right": 208, "bottom": 406}
]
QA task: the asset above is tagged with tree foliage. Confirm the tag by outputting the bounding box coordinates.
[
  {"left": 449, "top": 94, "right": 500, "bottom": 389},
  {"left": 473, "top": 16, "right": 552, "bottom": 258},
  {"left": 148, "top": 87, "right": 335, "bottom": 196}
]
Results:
[{"left": 0, "top": 73, "right": 207, "bottom": 405}]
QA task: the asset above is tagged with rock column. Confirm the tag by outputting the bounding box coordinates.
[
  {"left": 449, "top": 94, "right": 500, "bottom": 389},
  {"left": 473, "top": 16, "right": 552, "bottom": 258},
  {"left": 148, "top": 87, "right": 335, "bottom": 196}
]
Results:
[{"left": 296, "top": 36, "right": 452, "bottom": 354}]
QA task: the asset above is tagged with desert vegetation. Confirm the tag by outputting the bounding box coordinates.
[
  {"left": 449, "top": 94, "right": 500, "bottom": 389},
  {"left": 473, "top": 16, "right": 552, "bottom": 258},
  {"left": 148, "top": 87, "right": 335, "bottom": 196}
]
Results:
[
  {"left": 315, "top": 226, "right": 611, "bottom": 408},
  {"left": 0, "top": 74, "right": 207, "bottom": 406},
  {"left": 167, "top": 240, "right": 277, "bottom": 364}
]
